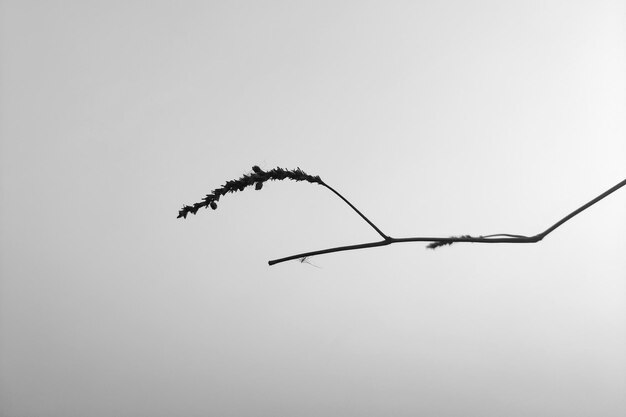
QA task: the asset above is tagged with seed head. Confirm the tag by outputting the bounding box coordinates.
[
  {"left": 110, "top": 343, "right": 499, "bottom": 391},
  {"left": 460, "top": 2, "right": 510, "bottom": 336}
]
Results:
[
  {"left": 427, "top": 235, "right": 473, "bottom": 249},
  {"left": 177, "top": 165, "right": 324, "bottom": 218}
]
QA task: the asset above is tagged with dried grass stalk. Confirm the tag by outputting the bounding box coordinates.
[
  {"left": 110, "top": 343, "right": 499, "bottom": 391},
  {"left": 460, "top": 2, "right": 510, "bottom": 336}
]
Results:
[{"left": 178, "top": 166, "right": 626, "bottom": 266}]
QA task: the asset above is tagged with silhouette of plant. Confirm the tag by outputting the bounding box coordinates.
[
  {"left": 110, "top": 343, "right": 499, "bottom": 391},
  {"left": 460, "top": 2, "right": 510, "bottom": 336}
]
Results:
[
  {"left": 178, "top": 166, "right": 626, "bottom": 266},
  {"left": 177, "top": 166, "right": 322, "bottom": 217}
]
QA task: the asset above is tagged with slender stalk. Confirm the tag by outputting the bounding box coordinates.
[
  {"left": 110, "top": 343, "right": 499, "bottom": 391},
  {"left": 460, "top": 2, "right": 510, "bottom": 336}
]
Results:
[
  {"left": 535, "top": 177, "right": 626, "bottom": 239},
  {"left": 390, "top": 236, "right": 540, "bottom": 244},
  {"left": 268, "top": 236, "right": 540, "bottom": 266},
  {"left": 481, "top": 233, "right": 529, "bottom": 238},
  {"left": 268, "top": 240, "right": 392, "bottom": 266},
  {"left": 176, "top": 166, "right": 625, "bottom": 266},
  {"left": 321, "top": 182, "right": 390, "bottom": 240},
  {"left": 267, "top": 177, "right": 626, "bottom": 266}
]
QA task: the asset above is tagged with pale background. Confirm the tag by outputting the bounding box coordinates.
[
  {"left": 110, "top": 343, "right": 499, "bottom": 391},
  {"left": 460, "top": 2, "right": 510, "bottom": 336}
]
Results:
[{"left": 1, "top": 1, "right": 625, "bottom": 416}]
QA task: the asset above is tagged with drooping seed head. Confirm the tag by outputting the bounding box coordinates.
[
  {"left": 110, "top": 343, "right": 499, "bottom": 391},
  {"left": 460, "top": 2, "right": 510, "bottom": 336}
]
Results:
[{"left": 178, "top": 165, "right": 324, "bottom": 218}]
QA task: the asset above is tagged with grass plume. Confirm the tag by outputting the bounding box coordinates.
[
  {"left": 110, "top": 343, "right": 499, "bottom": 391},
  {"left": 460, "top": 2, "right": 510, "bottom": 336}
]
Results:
[{"left": 177, "top": 166, "right": 323, "bottom": 219}]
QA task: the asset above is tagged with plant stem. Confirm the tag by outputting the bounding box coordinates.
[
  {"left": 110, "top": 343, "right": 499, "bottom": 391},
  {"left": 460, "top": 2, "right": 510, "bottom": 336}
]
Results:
[
  {"left": 321, "top": 182, "right": 390, "bottom": 240},
  {"left": 535, "top": 177, "right": 626, "bottom": 239},
  {"left": 268, "top": 236, "right": 539, "bottom": 266},
  {"left": 268, "top": 240, "right": 392, "bottom": 265},
  {"left": 268, "top": 177, "right": 626, "bottom": 266}
]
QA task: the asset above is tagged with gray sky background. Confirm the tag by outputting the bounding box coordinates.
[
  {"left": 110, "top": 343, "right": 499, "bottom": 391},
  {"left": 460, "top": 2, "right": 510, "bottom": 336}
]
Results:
[{"left": 1, "top": 1, "right": 625, "bottom": 416}]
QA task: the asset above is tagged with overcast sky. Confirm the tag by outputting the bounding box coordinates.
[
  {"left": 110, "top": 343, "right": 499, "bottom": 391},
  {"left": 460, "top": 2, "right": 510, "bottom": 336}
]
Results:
[{"left": 1, "top": 1, "right": 625, "bottom": 416}]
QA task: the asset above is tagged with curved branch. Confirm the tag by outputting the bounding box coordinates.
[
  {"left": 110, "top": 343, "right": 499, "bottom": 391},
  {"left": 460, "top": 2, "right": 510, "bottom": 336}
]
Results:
[
  {"left": 267, "top": 236, "right": 540, "bottom": 265},
  {"left": 177, "top": 166, "right": 390, "bottom": 239},
  {"left": 177, "top": 167, "right": 626, "bottom": 266},
  {"left": 268, "top": 240, "right": 392, "bottom": 266},
  {"left": 535, "top": 178, "right": 626, "bottom": 239},
  {"left": 321, "top": 182, "right": 389, "bottom": 240},
  {"left": 267, "top": 177, "right": 626, "bottom": 265}
]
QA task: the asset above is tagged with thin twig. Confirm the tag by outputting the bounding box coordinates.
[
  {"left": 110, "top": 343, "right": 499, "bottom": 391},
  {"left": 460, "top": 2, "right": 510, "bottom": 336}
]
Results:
[
  {"left": 321, "top": 182, "right": 390, "bottom": 240},
  {"left": 534, "top": 177, "right": 626, "bottom": 239},
  {"left": 177, "top": 167, "right": 625, "bottom": 266},
  {"left": 269, "top": 236, "right": 539, "bottom": 265},
  {"left": 268, "top": 240, "right": 392, "bottom": 266},
  {"left": 267, "top": 177, "right": 626, "bottom": 265}
]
